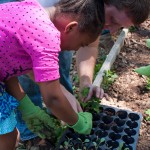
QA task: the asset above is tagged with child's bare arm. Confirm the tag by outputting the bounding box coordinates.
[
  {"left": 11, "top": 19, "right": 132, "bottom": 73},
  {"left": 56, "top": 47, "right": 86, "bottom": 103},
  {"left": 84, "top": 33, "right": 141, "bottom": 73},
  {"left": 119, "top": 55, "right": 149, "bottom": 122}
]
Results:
[
  {"left": 5, "top": 76, "right": 25, "bottom": 100},
  {"left": 39, "top": 79, "right": 78, "bottom": 125}
]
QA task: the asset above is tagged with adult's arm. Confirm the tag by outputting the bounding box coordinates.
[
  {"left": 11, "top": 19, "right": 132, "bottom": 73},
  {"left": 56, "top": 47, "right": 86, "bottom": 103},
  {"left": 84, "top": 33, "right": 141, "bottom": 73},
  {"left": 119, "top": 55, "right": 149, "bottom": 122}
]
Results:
[
  {"left": 76, "top": 37, "right": 99, "bottom": 90},
  {"left": 76, "top": 37, "right": 107, "bottom": 101}
]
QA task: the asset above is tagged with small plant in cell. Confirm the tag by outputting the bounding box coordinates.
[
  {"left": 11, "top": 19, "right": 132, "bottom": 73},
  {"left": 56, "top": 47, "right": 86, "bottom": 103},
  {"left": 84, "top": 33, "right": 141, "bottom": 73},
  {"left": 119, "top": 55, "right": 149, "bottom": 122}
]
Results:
[{"left": 145, "top": 109, "right": 150, "bottom": 121}]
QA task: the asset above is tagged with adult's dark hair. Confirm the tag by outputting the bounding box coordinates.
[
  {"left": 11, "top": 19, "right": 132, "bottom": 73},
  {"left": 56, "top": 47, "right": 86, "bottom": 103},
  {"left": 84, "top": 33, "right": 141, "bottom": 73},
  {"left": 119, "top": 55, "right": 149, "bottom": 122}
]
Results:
[
  {"left": 104, "top": 0, "right": 150, "bottom": 25},
  {"left": 55, "top": 0, "right": 105, "bottom": 38}
]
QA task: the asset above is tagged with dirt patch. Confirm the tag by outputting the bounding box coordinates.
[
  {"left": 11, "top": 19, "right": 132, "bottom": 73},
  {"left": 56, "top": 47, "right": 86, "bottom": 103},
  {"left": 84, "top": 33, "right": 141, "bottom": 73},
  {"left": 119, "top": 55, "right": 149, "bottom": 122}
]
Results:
[
  {"left": 71, "top": 19, "right": 150, "bottom": 149},
  {"left": 104, "top": 19, "right": 150, "bottom": 150}
]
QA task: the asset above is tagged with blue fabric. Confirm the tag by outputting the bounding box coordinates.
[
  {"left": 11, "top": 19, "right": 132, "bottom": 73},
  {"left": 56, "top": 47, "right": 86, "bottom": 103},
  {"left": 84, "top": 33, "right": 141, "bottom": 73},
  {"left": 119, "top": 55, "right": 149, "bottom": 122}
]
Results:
[
  {"left": 59, "top": 51, "right": 73, "bottom": 94},
  {"left": 0, "top": 0, "right": 14, "bottom": 3},
  {"left": 0, "top": 111, "right": 17, "bottom": 135},
  {"left": 0, "top": 82, "right": 18, "bottom": 135},
  {"left": 101, "top": 29, "right": 110, "bottom": 35},
  {"left": 0, "top": 82, "right": 19, "bottom": 122}
]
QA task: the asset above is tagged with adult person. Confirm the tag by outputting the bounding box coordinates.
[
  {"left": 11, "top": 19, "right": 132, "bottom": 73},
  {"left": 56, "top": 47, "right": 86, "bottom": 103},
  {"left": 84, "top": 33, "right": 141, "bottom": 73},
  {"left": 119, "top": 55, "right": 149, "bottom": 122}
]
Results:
[{"left": 77, "top": 0, "right": 150, "bottom": 101}]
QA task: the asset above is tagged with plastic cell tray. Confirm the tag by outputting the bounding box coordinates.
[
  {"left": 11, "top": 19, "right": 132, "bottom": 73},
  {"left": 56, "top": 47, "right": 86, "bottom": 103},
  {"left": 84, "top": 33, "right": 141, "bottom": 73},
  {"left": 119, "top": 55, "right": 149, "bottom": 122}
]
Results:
[{"left": 57, "top": 105, "right": 142, "bottom": 150}]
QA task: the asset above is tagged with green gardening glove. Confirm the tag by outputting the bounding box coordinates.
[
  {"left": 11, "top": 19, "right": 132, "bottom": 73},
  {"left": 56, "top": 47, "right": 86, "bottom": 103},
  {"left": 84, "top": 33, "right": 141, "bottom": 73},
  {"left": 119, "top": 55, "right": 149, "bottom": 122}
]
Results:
[
  {"left": 18, "top": 95, "right": 63, "bottom": 142},
  {"left": 67, "top": 112, "right": 92, "bottom": 135},
  {"left": 134, "top": 65, "right": 150, "bottom": 77}
]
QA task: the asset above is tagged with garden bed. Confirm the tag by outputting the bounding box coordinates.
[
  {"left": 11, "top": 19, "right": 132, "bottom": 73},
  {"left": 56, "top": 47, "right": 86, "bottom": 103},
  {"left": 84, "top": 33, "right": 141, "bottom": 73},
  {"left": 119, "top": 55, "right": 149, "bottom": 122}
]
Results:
[{"left": 101, "top": 19, "right": 150, "bottom": 150}]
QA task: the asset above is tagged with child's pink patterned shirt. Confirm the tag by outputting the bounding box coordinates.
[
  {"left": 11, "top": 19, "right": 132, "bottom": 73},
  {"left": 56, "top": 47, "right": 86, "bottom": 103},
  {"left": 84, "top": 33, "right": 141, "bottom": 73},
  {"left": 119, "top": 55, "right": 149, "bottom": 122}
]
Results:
[{"left": 0, "top": 0, "right": 61, "bottom": 82}]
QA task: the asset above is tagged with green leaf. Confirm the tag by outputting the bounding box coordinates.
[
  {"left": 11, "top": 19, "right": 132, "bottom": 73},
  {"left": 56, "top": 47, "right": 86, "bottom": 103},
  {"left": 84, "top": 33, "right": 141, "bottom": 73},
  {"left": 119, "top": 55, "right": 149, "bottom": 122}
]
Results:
[
  {"left": 64, "top": 141, "right": 69, "bottom": 146},
  {"left": 84, "top": 139, "right": 90, "bottom": 143},
  {"left": 117, "top": 142, "right": 124, "bottom": 150},
  {"left": 59, "top": 145, "right": 63, "bottom": 148},
  {"left": 100, "top": 138, "right": 105, "bottom": 143},
  {"left": 92, "top": 142, "right": 97, "bottom": 146},
  {"left": 145, "top": 109, "right": 150, "bottom": 121},
  {"left": 81, "top": 87, "right": 90, "bottom": 97},
  {"left": 145, "top": 109, "right": 150, "bottom": 115}
]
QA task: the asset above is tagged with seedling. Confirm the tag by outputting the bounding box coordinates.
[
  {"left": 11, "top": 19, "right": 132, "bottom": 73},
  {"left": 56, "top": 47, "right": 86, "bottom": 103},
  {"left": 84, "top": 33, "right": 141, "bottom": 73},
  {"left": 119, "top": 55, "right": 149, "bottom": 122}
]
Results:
[
  {"left": 79, "top": 87, "right": 102, "bottom": 113},
  {"left": 145, "top": 77, "right": 150, "bottom": 90},
  {"left": 94, "top": 63, "right": 103, "bottom": 78},
  {"left": 95, "top": 138, "right": 105, "bottom": 149},
  {"left": 37, "top": 109, "right": 66, "bottom": 147},
  {"left": 59, "top": 137, "right": 73, "bottom": 149},
  {"left": 117, "top": 142, "right": 124, "bottom": 150},
  {"left": 146, "top": 39, "right": 150, "bottom": 48},
  {"left": 129, "top": 26, "right": 138, "bottom": 33},
  {"left": 145, "top": 109, "right": 150, "bottom": 121},
  {"left": 101, "top": 70, "right": 118, "bottom": 91}
]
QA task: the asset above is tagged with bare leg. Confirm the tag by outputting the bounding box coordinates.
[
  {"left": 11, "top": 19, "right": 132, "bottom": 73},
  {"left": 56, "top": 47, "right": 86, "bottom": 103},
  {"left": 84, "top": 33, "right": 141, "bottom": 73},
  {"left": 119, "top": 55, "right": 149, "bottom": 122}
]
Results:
[
  {"left": 15, "top": 128, "right": 20, "bottom": 148},
  {"left": 0, "top": 128, "right": 18, "bottom": 150}
]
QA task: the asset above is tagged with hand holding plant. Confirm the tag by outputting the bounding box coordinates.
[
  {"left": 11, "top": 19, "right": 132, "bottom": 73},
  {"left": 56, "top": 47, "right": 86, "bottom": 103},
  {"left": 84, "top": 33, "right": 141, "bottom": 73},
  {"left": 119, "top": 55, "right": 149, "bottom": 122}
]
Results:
[
  {"left": 67, "top": 112, "right": 93, "bottom": 135},
  {"left": 81, "top": 84, "right": 108, "bottom": 102},
  {"left": 79, "top": 87, "right": 102, "bottom": 113}
]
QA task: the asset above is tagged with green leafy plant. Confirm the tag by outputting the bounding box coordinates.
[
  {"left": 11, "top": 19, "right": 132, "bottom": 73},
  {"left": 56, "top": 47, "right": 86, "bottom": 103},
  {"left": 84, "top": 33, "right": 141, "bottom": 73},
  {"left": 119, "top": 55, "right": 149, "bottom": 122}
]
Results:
[
  {"left": 95, "top": 138, "right": 105, "bottom": 149},
  {"left": 79, "top": 87, "right": 102, "bottom": 113},
  {"left": 129, "top": 26, "right": 138, "bottom": 32},
  {"left": 59, "top": 137, "right": 73, "bottom": 149},
  {"left": 101, "top": 70, "right": 118, "bottom": 91},
  {"left": 94, "top": 54, "right": 107, "bottom": 78},
  {"left": 94, "top": 63, "right": 103, "bottom": 78},
  {"left": 145, "top": 109, "right": 150, "bottom": 121},
  {"left": 41, "top": 108, "right": 66, "bottom": 146},
  {"left": 145, "top": 77, "right": 150, "bottom": 90},
  {"left": 117, "top": 142, "right": 124, "bottom": 150}
]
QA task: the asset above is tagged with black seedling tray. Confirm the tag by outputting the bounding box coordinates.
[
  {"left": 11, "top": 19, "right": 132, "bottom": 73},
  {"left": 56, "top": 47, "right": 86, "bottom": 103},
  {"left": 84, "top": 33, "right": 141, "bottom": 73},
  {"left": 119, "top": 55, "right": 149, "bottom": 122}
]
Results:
[{"left": 57, "top": 105, "right": 142, "bottom": 150}]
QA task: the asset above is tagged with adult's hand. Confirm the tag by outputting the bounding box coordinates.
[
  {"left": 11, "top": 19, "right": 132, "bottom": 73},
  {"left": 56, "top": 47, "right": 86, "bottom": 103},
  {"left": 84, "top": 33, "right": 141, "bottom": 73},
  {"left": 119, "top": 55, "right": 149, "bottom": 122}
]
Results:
[
  {"left": 61, "top": 84, "right": 82, "bottom": 112},
  {"left": 81, "top": 85, "right": 108, "bottom": 102}
]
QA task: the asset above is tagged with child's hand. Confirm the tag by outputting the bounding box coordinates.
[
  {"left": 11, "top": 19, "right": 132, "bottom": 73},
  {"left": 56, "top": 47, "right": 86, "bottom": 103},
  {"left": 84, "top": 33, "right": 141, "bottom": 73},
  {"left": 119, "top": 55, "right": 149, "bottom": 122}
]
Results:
[
  {"left": 18, "top": 95, "right": 62, "bottom": 141},
  {"left": 67, "top": 112, "right": 92, "bottom": 134}
]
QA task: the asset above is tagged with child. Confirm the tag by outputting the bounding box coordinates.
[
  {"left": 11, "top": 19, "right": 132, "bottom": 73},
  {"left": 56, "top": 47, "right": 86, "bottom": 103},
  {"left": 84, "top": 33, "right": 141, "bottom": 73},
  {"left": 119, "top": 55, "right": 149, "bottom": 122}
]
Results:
[{"left": 0, "top": 0, "right": 105, "bottom": 149}]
